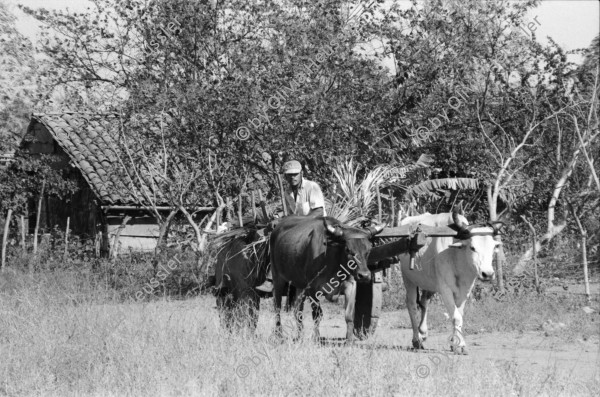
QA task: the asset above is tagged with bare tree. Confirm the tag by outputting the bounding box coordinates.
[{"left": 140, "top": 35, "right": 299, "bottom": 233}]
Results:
[{"left": 514, "top": 70, "right": 599, "bottom": 272}]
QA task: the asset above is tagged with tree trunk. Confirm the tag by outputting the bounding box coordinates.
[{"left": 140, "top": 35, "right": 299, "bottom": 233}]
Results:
[
  {"left": 109, "top": 215, "right": 132, "bottom": 259},
  {"left": 33, "top": 180, "right": 46, "bottom": 255},
  {"left": 515, "top": 221, "right": 567, "bottom": 274},
  {"left": 581, "top": 233, "right": 591, "bottom": 304},
  {"left": 520, "top": 215, "right": 540, "bottom": 292},
  {"left": 514, "top": 145, "right": 581, "bottom": 273},
  {"left": 155, "top": 209, "right": 178, "bottom": 255},
  {"left": 487, "top": 185, "right": 505, "bottom": 291},
  {"left": 198, "top": 204, "right": 227, "bottom": 252},
  {"left": 570, "top": 204, "right": 592, "bottom": 304},
  {"left": 179, "top": 206, "right": 203, "bottom": 252},
  {"left": 1, "top": 209, "right": 13, "bottom": 271}
]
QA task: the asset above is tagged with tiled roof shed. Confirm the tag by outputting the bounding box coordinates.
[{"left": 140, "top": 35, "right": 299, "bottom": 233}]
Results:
[{"left": 25, "top": 112, "right": 157, "bottom": 206}]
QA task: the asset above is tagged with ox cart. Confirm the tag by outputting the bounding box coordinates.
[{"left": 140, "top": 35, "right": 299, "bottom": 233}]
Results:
[
  {"left": 213, "top": 219, "right": 463, "bottom": 340},
  {"left": 355, "top": 224, "right": 463, "bottom": 338}
]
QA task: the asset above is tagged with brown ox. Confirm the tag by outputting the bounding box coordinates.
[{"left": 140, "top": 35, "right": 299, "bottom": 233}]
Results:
[{"left": 270, "top": 216, "right": 383, "bottom": 341}]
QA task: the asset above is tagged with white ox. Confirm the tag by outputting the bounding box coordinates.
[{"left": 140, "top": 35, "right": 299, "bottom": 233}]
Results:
[{"left": 397, "top": 212, "right": 503, "bottom": 354}]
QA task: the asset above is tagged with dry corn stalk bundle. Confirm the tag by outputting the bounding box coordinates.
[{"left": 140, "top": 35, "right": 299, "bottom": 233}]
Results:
[
  {"left": 327, "top": 159, "right": 415, "bottom": 226},
  {"left": 212, "top": 159, "right": 420, "bottom": 272}
]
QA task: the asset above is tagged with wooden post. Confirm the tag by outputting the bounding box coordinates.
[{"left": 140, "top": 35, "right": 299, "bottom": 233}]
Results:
[
  {"left": 238, "top": 194, "right": 243, "bottom": 227},
  {"left": 33, "top": 180, "right": 45, "bottom": 254},
  {"left": 251, "top": 191, "right": 257, "bottom": 222},
  {"left": 258, "top": 190, "right": 269, "bottom": 221},
  {"left": 63, "top": 217, "right": 70, "bottom": 260},
  {"left": 376, "top": 183, "right": 382, "bottom": 223},
  {"left": 520, "top": 215, "right": 540, "bottom": 293},
  {"left": 581, "top": 232, "right": 591, "bottom": 304},
  {"left": 1, "top": 209, "right": 13, "bottom": 271},
  {"left": 390, "top": 192, "right": 395, "bottom": 227},
  {"left": 277, "top": 173, "right": 288, "bottom": 216},
  {"left": 20, "top": 215, "right": 26, "bottom": 254}
]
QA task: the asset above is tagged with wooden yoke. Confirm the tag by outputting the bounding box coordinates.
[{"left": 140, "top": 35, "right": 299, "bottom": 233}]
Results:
[{"left": 368, "top": 225, "right": 459, "bottom": 270}]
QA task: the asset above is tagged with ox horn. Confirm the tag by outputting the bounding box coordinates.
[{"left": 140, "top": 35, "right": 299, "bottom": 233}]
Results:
[
  {"left": 451, "top": 210, "right": 471, "bottom": 239},
  {"left": 489, "top": 221, "right": 505, "bottom": 235},
  {"left": 451, "top": 210, "right": 468, "bottom": 230},
  {"left": 366, "top": 224, "right": 385, "bottom": 237},
  {"left": 326, "top": 223, "right": 344, "bottom": 237}
]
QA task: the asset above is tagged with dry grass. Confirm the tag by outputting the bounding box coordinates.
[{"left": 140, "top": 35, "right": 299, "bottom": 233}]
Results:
[{"left": 1, "top": 268, "right": 599, "bottom": 397}]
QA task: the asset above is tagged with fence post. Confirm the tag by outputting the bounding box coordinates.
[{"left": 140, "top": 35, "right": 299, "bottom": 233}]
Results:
[
  {"left": 20, "top": 215, "right": 26, "bottom": 255},
  {"left": 33, "top": 180, "right": 46, "bottom": 255},
  {"left": 63, "top": 216, "right": 70, "bottom": 260},
  {"left": 1, "top": 209, "right": 13, "bottom": 271}
]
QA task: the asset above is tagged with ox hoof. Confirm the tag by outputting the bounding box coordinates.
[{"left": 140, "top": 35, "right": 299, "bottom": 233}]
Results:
[
  {"left": 450, "top": 344, "right": 468, "bottom": 355},
  {"left": 412, "top": 339, "right": 425, "bottom": 350}
]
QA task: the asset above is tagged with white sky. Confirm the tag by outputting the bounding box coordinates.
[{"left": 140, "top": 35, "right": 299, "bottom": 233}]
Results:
[{"left": 6, "top": 0, "right": 599, "bottom": 61}]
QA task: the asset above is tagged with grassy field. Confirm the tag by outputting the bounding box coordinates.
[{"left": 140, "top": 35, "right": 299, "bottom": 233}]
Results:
[{"left": 1, "top": 268, "right": 599, "bottom": 397}]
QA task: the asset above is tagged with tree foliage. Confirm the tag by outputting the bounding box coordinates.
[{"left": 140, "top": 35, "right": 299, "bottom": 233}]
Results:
[
  {"left": 0, "top": 0, "right": 36, "bottom": 153},
  {"left": 17, "top": 0, "right": 600, "bottom": 258}
]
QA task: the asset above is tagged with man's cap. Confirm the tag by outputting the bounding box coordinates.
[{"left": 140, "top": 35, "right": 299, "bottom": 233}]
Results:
[{"left": 282, "top": 160, "right": 302, "bottom": 174}]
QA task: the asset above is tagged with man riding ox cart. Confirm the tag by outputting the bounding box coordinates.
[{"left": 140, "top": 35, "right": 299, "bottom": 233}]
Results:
[
  {"left": 212, "top": 159, "right": 505, "bottom": 350},
  {"left": 256, "top": 160, "right": 326, "bottom": 293}
]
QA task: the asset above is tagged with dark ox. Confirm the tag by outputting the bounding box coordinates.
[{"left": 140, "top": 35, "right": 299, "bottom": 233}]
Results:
[
  {"left": 214, "top": 230, "right": 264, "bottom": 330},
  {"left": 270, "top": 216, "right": 383, "bottom": 341}
]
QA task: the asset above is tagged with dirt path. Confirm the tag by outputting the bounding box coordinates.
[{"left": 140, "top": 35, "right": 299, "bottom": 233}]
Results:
[
  {"left": 145, "top": 295, "right": 600, "bottom": 382},
  {"left": 312, "top": 309, "right": 600, "bottom": 381}
]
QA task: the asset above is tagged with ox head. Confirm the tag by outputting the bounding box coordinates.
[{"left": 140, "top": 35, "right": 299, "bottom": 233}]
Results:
[
  {"left": 448, "top": 212, "right": 504, "bottom": 282},
  {"left": 325, "top": 221, "right": 384, "bottom": 283}
]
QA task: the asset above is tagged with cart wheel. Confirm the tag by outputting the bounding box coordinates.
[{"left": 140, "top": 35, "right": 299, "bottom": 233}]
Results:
[{"left": 353, "top": 271, "right": 383, "bottom": 340}]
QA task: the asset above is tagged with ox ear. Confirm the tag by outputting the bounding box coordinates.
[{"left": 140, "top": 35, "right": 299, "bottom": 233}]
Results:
[{"left": 449, "top": 242, "right": 464, "bottom": 249}]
